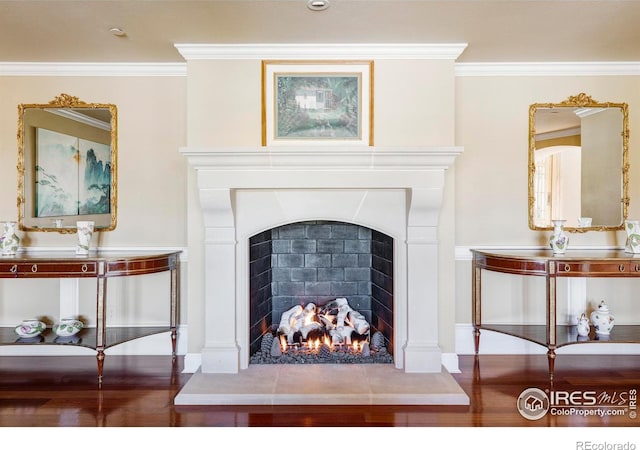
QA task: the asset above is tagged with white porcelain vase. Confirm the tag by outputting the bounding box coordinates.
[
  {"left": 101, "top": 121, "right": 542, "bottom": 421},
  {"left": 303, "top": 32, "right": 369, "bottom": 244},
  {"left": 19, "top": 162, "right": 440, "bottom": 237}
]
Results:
[
  {"left": 549, "top": 219, "right": 568, "bottom": 254},
  {"left": 76, "top": 221, "right": 95, "bottom": 255},
  {"left": 576, "top": 313, "right": 590, "bottom": 337},
  {"left": 0, "top": 221, "right": 20, "bottom": 255},
  {"left": 590, "top": 300, "right": 615, "bottom": 336},
  {"left": 625, "top": 220, "right": 640, "bottom": 253}
]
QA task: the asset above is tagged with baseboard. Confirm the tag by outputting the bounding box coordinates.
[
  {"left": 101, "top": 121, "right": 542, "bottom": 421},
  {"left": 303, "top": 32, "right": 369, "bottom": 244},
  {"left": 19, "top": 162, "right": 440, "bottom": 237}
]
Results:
[
  {"left": 182, "top": 353, "right": 202, "bottom": 373},
  {"left": 441, "top": 353, "right": 460, "bottom": 373}
]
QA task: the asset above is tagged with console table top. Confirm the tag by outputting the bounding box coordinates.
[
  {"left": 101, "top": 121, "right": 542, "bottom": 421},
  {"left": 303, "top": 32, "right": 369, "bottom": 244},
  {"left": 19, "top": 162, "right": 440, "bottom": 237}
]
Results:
[
  {"left": 0, "top": 250, "right": 181, "bottom": 262},
  {"left": 471, "top": 248, "right": 640, "bottom": 261},
  {"left": 0, "top": 250, "right": 182, "bottom": 279}
]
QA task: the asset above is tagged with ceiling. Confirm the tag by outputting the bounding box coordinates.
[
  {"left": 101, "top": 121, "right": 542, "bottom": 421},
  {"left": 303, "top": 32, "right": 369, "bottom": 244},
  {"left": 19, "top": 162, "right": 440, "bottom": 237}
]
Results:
[{"left": 1, "top": 0, "right": 640, "bottom": 64}]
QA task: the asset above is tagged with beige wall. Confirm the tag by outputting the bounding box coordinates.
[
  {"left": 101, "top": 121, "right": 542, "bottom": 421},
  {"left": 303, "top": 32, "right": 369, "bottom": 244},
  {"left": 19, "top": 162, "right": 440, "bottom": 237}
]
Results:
[
  {"left": 0, "top": 76, "right": 187, "bottom": 330},
  {"left": 2, "top": 65, "right": 638, "bottom": 359},
  {"left": 455, "top": 76, "right": 639, "bottom": 247},
  {"left": 455, "top": 75, "right": 640, "bottom": 327},
  {"left": 185, "top": 59, "right": 456, "bottom": 147},
  {"left": 0, "top": 76, "right": 187, "bottom": 246}
]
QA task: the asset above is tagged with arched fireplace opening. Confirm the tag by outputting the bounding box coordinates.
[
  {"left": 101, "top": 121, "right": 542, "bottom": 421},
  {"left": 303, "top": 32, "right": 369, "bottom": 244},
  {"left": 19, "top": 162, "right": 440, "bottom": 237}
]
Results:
[{"left": 249, "top": 220, "right": 393, "bottom": 364}]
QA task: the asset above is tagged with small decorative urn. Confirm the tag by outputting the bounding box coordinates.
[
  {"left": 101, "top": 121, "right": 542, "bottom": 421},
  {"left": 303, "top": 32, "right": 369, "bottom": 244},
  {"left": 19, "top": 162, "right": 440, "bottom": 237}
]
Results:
[
  {"left": 14, "top": 319, "right": 45, "bottom": 338},
  {"left": 0, "top": 221, "right": 20, "bottom": 255},
  {"left": 590, "top": 301, "right": 615, "bottom": 336},
  {"left": 75, "top": 221, "right": 94, "bottom": 255},
  {"left": 576, "top": 313, "right": 590, "bottom": 337},
  {"left": 549, "top": 219, "right": 569, "bottom": 254},
  {"left": 625, "top": 220, "right": 640, "bottom": 253},
  {"left": 53, "top": 317, "right": 84, "bottom": 337}
]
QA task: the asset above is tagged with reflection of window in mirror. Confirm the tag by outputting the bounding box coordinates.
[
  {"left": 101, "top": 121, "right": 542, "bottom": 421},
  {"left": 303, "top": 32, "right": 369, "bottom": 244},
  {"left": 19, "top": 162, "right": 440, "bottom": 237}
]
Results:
[
  {"left": 533, "top": 155, "right": 551, "bottom": 225},
  {"left": 533, "top": 108, "right": 582, "bottom": 228},
  {"left": 533, "top": 145, "right": 582, "bottom": 228}
]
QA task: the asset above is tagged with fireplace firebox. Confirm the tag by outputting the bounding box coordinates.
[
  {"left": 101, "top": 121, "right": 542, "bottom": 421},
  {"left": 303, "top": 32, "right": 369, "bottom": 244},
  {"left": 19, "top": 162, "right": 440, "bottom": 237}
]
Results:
[{"left": 249, "top": 221, "right": 393, "bottom": 364}]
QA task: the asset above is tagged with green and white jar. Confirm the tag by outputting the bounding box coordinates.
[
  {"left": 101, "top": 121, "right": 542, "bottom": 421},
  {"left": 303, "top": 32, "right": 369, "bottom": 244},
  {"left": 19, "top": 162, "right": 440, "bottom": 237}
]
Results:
[{"left": 53, "top": 317, "right": 84, "bottom": 337}]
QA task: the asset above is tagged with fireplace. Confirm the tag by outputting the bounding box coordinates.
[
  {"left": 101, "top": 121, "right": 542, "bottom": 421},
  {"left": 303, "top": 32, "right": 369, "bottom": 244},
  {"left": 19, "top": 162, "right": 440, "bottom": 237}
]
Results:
[
  {"left": 249, "top": 221, "right": 394, "bottom": 364},
  {"left": 180, "top": 146, "right": 462, "bottom": 374}
]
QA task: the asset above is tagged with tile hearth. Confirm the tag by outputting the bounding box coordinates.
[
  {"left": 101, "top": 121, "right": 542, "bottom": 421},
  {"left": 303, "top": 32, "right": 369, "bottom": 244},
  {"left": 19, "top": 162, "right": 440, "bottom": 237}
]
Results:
[{"left": 174, "top": 364, "right": 469, "bottom": 406}]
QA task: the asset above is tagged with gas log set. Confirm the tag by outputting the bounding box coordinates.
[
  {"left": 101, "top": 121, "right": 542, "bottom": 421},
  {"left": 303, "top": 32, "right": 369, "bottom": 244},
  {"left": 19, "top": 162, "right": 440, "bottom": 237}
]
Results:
[{"left": 251, "top": 298, "right": 393, "bottom": 364}]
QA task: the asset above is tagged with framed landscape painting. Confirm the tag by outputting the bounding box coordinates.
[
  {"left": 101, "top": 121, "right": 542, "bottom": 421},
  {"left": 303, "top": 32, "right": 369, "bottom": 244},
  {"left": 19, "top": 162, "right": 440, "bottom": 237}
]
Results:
[{"left": 262, "top": 60, "right": 373, "bottom": 146}]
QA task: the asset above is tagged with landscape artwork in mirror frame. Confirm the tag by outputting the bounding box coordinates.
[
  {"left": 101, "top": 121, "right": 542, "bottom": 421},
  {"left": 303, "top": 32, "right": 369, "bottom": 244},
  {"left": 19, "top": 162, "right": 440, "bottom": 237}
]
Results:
[
  {"left": 35, "top": 128, "right": 111, "bottom": 218},
  {"left": 261, "top": 60, "right": 374, "bottom": 146}
]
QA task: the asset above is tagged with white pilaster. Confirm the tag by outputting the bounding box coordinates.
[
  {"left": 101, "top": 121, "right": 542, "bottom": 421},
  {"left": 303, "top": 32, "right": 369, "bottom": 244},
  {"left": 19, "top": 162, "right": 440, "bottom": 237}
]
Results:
[
  {"left": 403, "top": 187, "right": 445, "bottom": 372},
  {"left": 200, "top": 188, "right": 240, "bottom": 373}
]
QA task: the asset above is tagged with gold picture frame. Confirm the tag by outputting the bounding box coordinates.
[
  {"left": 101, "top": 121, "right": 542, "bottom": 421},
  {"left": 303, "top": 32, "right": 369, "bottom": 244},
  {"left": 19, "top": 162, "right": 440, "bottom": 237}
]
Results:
[{"left": 261, "top": 60, "right": 374, "bottom": 146}]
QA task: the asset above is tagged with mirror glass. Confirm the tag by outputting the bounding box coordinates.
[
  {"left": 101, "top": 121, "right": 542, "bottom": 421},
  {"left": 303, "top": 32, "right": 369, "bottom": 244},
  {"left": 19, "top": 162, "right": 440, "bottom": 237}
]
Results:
[
  {"left": 17, "top": 94, "right": 117, "bottom": 233},
  {"left": 529, "top": 93, "right": 629, "bottom": 232}
]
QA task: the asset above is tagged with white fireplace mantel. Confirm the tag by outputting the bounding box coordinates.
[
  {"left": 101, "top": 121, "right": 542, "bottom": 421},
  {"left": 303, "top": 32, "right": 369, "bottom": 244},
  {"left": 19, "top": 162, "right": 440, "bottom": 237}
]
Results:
[
  {"left": 181, "top": 146, "right": 461, "bottom": 171},
  {"left": 181, "top": 146, "right": 462, "bottom": 374}
]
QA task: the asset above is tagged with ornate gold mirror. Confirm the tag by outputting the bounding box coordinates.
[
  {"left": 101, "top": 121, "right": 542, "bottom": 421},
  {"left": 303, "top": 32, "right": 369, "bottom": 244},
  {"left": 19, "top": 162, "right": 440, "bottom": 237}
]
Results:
[
  {"left": 17, "top": 94, "right": 117, "bottom": 233},
  {"left": 529, "top": 93, "right": 629, "bottom": 232}
]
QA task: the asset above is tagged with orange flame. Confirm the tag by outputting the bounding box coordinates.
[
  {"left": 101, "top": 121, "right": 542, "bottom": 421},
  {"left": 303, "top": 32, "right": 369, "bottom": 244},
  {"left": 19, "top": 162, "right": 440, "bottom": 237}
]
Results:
[{"left": 305, "top": 339, "right": 321, "bottom": 351}]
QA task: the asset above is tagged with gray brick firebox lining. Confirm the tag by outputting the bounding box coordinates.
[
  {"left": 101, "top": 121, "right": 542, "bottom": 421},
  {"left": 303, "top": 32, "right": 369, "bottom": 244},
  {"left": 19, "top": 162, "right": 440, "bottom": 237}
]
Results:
[{"left": 249, "top": 221, "right": 393, "bottom": 359}]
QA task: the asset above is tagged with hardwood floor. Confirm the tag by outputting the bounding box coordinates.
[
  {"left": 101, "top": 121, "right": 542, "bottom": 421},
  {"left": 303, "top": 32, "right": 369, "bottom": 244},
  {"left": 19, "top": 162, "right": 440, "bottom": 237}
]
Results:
[{"left": 0, "top": 354, "right": 638, "bottom": 428}]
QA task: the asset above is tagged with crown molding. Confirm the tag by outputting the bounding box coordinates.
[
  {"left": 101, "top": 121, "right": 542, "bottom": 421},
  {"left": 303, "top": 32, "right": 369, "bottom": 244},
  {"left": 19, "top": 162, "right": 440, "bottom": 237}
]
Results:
[
  {"left": 48, "top": 108, "right": 111, "bottom": 131},
  {"left": 3, "top": 58, "right": 639, "bottom": 77},
  {"left": 0, "top": 62, "right": 187, "bottom": 77},
  {"left": 174, "top": 43, "right": 468, "bottom": 60},
  {"left": 455, "top": 62, "right": 640, "bottom": 77}
]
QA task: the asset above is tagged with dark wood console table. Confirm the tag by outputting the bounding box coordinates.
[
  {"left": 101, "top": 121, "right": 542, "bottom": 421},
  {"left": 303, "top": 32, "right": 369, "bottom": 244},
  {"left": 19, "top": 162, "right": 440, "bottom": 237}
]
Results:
[
  {"left": 0, "top": 251, "right": 181, "bottom": 384},
  {"left": 472, "top": 249, "right": 640, "bottom": 381}
]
